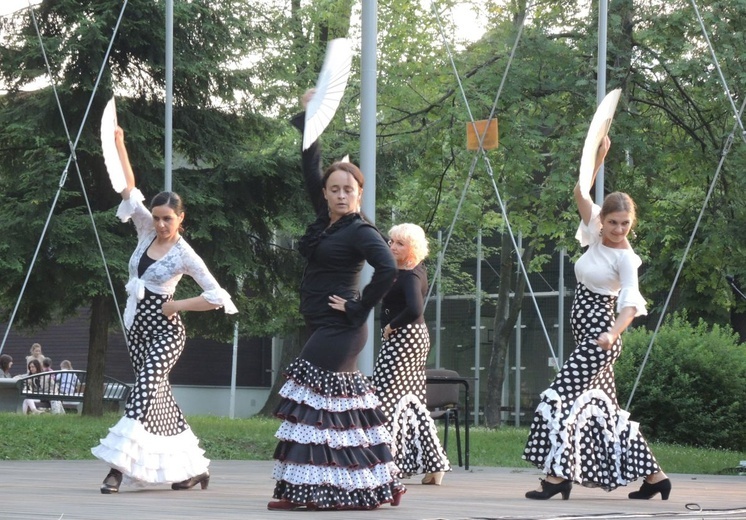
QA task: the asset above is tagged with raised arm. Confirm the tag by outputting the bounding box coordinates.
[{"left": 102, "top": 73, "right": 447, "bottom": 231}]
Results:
[
  {"left": 574, "top": 136, "right": 611, "bottom": 225},
  {"left": 114, "top": 126, "right": 136, "bottom": 201},
  {"left": 289, "top": 89, "right": 325, "bottom": 214}
]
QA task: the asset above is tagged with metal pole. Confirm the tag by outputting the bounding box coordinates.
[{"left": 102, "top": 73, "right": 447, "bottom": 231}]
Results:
[
  {"left": 164, "top": 0, "right": 173, "bottom": 191},
  {"left": 558, "top": 247, "right": 565, "bottom": 366},
  {"left": 435, "top": 230, "right": 443, "bottom": 368},
  {"left": 473, "top": 229, "right": 482, "bottom": 426},
  {"left": 358, "top": 0, "right": 377, "bottom": 376},
  {"left": 594, "top": 0, "right": 608, "bottom": 205},
  {"left": 513, "top": 233, "right": 522, "bottom": 427},
  {"left": 229, "top": 321, "right": 238, "bottom": 419}
]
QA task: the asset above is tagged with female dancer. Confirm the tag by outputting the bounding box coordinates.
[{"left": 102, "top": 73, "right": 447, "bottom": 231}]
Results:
[
  {"left": 523, "top": 137, "right": 671, "bottom": 500},
  {"left": 92, "top": 126, "right": 238, "bottom": 494},
  {"left": 372, "top": 223, "right": 450, "bottom": 485},
  {"left": 268, "top": 90, "right": 402, "bottom": 511}
]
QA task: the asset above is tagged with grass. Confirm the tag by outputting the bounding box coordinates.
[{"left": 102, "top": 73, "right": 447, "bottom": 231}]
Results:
[{"left": 1, "top": 413, "right": 744, "bottom": 476}]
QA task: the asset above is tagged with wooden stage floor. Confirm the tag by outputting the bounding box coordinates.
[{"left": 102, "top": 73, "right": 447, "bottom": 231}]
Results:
[{"left": 0, "top": 460, "right": 744, "bottom": 519}]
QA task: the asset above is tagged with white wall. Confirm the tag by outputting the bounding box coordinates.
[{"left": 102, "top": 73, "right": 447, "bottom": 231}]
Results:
[{"left": 172, "top": 385, "right": 271, "bottom": 418}]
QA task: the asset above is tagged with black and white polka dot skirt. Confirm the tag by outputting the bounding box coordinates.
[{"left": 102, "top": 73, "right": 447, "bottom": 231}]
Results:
[
  {"left": 523, "top": 283, "right": 661, "bottom": 491},
  {"left": 372, "top": 323, "right": 450, "bottom": 477},
  {"left": 91, "top": 292, "right": 209, "bottom": 485},
  {"left": 271, "top": 357, "right": 403, "bottom": 510}
]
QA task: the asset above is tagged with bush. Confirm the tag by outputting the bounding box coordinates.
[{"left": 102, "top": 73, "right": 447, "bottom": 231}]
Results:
[{"left": 616, "top": 313, "right": 746, "bottom": 451}]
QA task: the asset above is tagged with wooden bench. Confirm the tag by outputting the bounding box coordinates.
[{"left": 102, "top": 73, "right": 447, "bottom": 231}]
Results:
[{"left": 15, "top": 370, "right": 132, "bottom": 413}]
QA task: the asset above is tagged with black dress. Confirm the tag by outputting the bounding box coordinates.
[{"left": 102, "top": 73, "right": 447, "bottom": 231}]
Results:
[
  {"left": 269, "top": 114, "right": 401, "bottom": 510},
  {"left": 373, "top": 263, "right": 450, "bottom": 477}
]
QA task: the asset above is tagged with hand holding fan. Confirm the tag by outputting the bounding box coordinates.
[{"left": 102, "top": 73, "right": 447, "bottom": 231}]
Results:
[
  {"left": 578, "top": 88, "right": 622, "bottom": 195},
  {"left": 303, "top": 38, "right": 352, "bottom": 151},
  {"left": 100, "top": 97, "right": 126, "bottom": 193}
]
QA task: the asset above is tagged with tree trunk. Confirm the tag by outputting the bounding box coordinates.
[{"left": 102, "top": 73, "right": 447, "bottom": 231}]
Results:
[
  {"left": 483, "top": 232, "right": 533, "bottom": 428},
  {"left": 82, "top": 294, "right": 112, "bottom": 416}
]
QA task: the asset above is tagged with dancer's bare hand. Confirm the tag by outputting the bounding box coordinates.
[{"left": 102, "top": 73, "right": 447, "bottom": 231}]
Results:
[
  {"left": 382, "top": 324, "right": 395, "bottom": 341},
  {"left": 595, "top": 331, "right": 617, "bottom": 350},
  {"left": 328, "top": 294, "right": 347, "bottom": 313},
  {"left": 594, "top": 136, "right": 611, "bottom": 172},
  {"left": 114, "top": 126, "right": 125, "bottom": 147},
  {"left": 301, "top": 88, "right": 316, "bottom": 109},
  {"left": 162, "top": 301, "right": 179, "bottom": 319}
]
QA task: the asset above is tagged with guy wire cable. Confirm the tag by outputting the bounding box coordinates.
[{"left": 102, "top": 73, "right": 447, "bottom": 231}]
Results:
[
  {"left": 0, "top": 0, "right": 130, "bottom": 354},
  {"left": 625, "top": 95, "right": 745, "bottom": 409},
  {"left": 690, "top": 0, "right": 746, "bottom": 143},
  {"left": 427, "top": 1, "right": 560, "bottom": 365}
]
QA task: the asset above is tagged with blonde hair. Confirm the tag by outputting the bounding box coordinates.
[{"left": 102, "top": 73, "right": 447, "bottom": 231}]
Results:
[
  {"left": 389, "top": 223, "right": 429, "bottom": 265},
  {"left": 60, "top": 360, "right": 73, "bottom": 370}
]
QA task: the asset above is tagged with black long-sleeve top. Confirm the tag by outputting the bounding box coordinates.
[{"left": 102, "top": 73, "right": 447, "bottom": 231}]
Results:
[
  {"left": 380, "top": 263, "right": 427, "bottom": 330},
  {"left": 291, "top": 113, "right": 396, "bottom": 328}
]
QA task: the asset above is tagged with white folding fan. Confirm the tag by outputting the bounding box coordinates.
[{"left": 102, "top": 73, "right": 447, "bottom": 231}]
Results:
[
  {"left": 100, "top": 96, "right": 126, "bottom": 193},
  {"left": 578, "top": 88, "right": 622, "bottom": 195},
  {"left": 303, "top": 38, "right": 353, "bottom": 151}
]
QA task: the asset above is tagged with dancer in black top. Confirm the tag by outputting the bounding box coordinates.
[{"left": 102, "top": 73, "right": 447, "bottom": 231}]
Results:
[
  {"left": 268, "top": 90, "right": 402, "bottom": 511},
  {"left": 373, "top": 223, "right": 450, "bottom": 484}
]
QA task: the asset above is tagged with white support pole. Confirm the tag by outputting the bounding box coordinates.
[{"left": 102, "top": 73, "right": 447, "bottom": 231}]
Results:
[
  {"left": 435, "top": 230, "right": 443, "bottom": 368},
  {"left": 594, "top": 0, "right": 608, "bottom": 205},
  {"left": 229, "top": 321, "right": 238, "bottom": 419},
  {"left": 358, "top": 0, "right": 377, "bottom": 376},
  {"left": 513, "top": 233, "right": 523, "bottom": 427},
  {"left": 473, "top": 229, "right": 482, "bottom": 426},
  {"left": 558, "top": 247, "right": 566, "bottom": 366},
  {"left": 164, "top": 0, "right": 173, "bottom": 191}
]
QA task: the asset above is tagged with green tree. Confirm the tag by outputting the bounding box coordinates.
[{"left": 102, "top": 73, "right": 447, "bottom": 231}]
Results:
[{"left": 0, "top": 0, "right": 303, "bottom": 415}]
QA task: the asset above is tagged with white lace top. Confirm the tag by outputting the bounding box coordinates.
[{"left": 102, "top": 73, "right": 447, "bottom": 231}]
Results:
[
  {"left": 574, "top": 204, "right": 647, "bottom": 316},
  {"left": 117, "top": 188, "right": 238, "bottom": 329}
]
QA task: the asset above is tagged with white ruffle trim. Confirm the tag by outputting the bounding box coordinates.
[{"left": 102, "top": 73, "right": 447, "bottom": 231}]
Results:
[
  {"left": 387, "top": 393, "right": 449, "bottom": 470},
  {"left": 617, "top": 287, "right": 648, "bottom": 317},
  {"left": 273, "top": 461, "right": 398, "bottom": 491},
  {"left": 115, "top": 188, "right": 146, "bottom": 223},
  {"left": 538, "top": 388, "right": 638, "bottom": 486},
  {"left": 280, "top": 378, "right": 381, "bottom": 411},
  {"left": 275, "top": 421, "right": 393, "bottom": 448},
  {"left": 575, "top": 204, "right": 602, "bottom": 247},
  {"left": 91, "top": 416, "right": 209, "bottom": 486},
  {"left": 202, "top": 287, "right": 238, "bottom": 314}
]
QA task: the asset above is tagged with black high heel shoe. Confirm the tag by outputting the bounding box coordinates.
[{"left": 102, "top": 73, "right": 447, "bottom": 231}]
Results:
[
  {"left": 171, "top": 471, "right": 210, "bottom": 490},
  {"left": 525, "top": 478, "right": 572, "bottom": 500},
  {"left": 100, "top": 468, "right": 123, "bottom": 494},
  {"left": 628, "top": 478, "right": 671, "bottom": 500}
]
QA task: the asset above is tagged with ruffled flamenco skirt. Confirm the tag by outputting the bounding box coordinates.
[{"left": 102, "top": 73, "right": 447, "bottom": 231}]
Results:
[
  {"left": 271, "top": 358, "right": 404, "bottom": 510},
  {"left": 523, "top": 284, "right": 661, "bottom": 491},
  {"left": 373, "top": 323, "right": 451, "bottom": 477},
  {"left": 91, "top": 416, "right": 209, "bottom": 487}
]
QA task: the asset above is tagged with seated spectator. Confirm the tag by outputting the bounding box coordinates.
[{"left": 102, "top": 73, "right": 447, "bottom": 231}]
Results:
[
  {"left": 25, "top": 343, "right": 44, "bottom": 367},
  {"left": 58, "top": 360, "right": 81, "bottom": 395},
  {"left": 39, "top": 357, "right": 64, "bottom": 414},
  {"left": 20, "top": 359, "right": 65, "bottom": 415},
  {"left": 0, "top": 354, "right": 13, "bottom": 378},
  {"left": 21, "top": 359, "right": 44, "bottom": 415}
]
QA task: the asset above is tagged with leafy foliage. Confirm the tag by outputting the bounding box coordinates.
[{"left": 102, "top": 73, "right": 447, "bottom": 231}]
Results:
[{"left": 617, "top": 313, "right": 746, "bottom": 451}]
